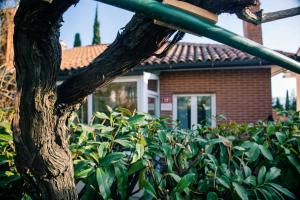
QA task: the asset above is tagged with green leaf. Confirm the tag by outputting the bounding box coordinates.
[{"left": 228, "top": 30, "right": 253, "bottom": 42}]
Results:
[
  {"left": 94, "top": 112, "right": 109, "bottom": 120},
  {"left": 257, "top": 188, "right": 273, "bottom": 200},
  {"left": 0, "top": 133, "right": 13, "bottom": 142},
  {"left": 75, "top": 168, "right": 94, "bottom": 179},
  {"left": 207, "top": 192, "right": 218, "bottom": 200},
  {"left": 128, "top": 160, "right": 147, "bottom": 175},
  {"left": 100, "top": 152, "right": 124, "bottom": 167},
  {"left": 21, "top": 193, "right": 32, "bottom": 200},
  {"left": 143, "top": 181, "right": 157, "bottom": 199},
  {"left": 175, "top": 173, "right": 196, "bottom": 193},
  {"left": 216, "top": 176, "right": 231, "bottom": 189},
  {"left": 286, "top": 154, "right": 300, "bottom": 174},
  {"left": 96, "top": 167, "right": 111, "bottom": 199},
  {"left": 114, "top": 139, "right": 134, "bottom": 148},
  {"left": 265, "top": 167, "right": 281, "bottom": 182},
  {"left": 232, "top": 182, "right": 248, "bottom": 200},
  {"left": 168, "top": 173, "right": 181, "bottom": 183},
  {"left": 275, "top": 132, "right": 286, "bottom": 143},
  {"left": 128, "top": 115, "right": 145, "bottom": 124},
  {"left": 243, "top": 176, "right": 256, "bottom": 186},
  {"left": 246, "top": 143, "right": 260, "bottom": 162},
  {"left": 268, "top": 183, "right": 296, "bottom": 199},
  {"left": 258, "top": 166, "right": 267, "bottom": 185},
  {"left": 258, "top": 145, "right": 273, "bottom": 161}
]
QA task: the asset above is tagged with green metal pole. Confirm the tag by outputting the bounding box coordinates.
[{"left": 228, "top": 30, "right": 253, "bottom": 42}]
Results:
[{"left": 97, "top": 0, "right": 300, "bottom": 74}]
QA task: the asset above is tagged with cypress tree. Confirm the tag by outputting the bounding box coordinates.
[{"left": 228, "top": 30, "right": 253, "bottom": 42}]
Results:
[
  {"left": 273, "top": 97, "right": 283, "bottom": 110},
  {"left": 285, "top": 90, "right": 290, "bottom": 110},
  {"left": 73, "top": 33, "right": 82, "bottom": 47},
  {"left": 92, "top": 5, "right": 101, "bottom": 45},
  {"left": 291, "top": 97, "right": 297, "bottom": 111}
]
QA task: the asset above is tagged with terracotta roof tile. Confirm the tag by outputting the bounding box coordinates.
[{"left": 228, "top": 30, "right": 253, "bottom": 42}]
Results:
[{"left": 61, "top": 42, "right": 298, "bottom": 71}]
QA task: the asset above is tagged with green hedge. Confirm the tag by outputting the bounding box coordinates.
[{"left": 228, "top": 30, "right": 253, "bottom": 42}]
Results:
[{"left": 1, "top": 108, "right": 300, "bottom": 199}]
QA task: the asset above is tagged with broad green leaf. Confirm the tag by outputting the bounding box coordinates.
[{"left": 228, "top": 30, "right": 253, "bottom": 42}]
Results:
[
  {"left": 143, "top": 181, "right": 157, "bottom": 199},
  {"left": 207, "top": 192, "right": 218, "bottom": 200},
  {"left": 258, "top": 145, "right": 273, "bottom": 161},
  {"left": 243, "top": 176, "right": 256, "bottom": 186},
  {"left": 257, "top": 188, "right": 273, "bottom": 200},
  {"left": 286, "top": 154, "right": 300, "bottom": 174},
  {"left": 128, "top": 115, "right": 145, "bottom": 124},
  {"left": 116, "top": 107, "right": 132, "bottom": 116},
  {"left": 275, "top": 132, "right": 286, "bottom": 143},
  {"left": 0, "top": 133, "right": 13, "bottom": 142},
  {"left": 216, "top": 176, "right": 230, "bottom": 189},
  {"left": 96, "top": 168, "right": 111, "bottom": 199},
  {"left": 268, "top": 183, "right": 296, "bottom": 199},
  {"left": 21, "top": 193, "right": 32, "bottom": 200},
  {"left": 175, "top": 173, "right": 196, "bottom": 193},
  {"left": 114, "top": 139, "right": 134, "bottom": 148},
  {"left": 114, "top": 164, "right": 128, "bottom": 200},
  {"left": 168, "top": 173, "right": 181, "bottom": 182},
  {"left": 265, "top": 167, "right": 281, "bottom": 182},
  {"left": 246, "top": 143, "right": 260, "bottom": 162},
  {"left": 94, "top": 112, "right": 109, "bottom": 120},
  {"left": 258, "top": 166, "right": 267, "bottom": 185},
  {"left": 100, "top": 152, "right": 124, "bottom": 167},
  {"left": 232, "top": 182, "right": 248, "bottom": 200},
  {"left": 243, "top": 165, "right": 252, "bottom": 177},
  {"left": 75, "top": 168, "right": 94, "bottom": 179},
  {"left": 128, "top": 160, "right": 147, "bottom": 175}
]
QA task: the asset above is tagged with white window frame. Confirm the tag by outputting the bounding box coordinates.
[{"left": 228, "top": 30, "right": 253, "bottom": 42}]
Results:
[
  {"left": 87, "top": 73, "right": 160, "bottom": 122},
  {"left": 173, "top": 94, "right": 216, "bottom": 128}
]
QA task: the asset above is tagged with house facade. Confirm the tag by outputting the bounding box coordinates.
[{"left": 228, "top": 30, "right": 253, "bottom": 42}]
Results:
[{"left": 60, "top": 42, "right": 276, "bottom": 128}]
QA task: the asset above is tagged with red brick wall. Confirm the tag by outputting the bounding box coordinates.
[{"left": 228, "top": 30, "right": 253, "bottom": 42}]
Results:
[{"left": 159, "top": 68, "right": 272, "bottom": 124}]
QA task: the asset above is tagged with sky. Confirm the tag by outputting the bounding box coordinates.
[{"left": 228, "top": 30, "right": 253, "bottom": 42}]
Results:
[{"left": 60, "top": 0, "right": 300, "bottom": 100}]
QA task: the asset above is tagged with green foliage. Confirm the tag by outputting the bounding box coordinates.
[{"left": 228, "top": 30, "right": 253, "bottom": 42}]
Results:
[
  {"left": 70, "top": 108, "right": 300, "bottom": 200},
  {"left": 73, "top": 33, "right": 82, "bottom": 47},
  {"left": 1, "top": 107, "right": 300, "bottom": 199},
  {"left": 92, "top": 5, "right": 101, "bottom": 45}
]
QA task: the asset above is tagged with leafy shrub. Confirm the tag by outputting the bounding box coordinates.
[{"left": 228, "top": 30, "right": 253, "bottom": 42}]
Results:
[
  {"left": 69, "top": 108, "right": 300, "bottom": 200},
  {"left": 0, "top": 107, "right": 299, "bottom": 199}
]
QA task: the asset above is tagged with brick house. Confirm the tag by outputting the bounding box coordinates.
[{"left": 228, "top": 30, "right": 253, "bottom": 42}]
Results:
[{"left": 59, "top": 21, "right": 299, "bottom": 128}]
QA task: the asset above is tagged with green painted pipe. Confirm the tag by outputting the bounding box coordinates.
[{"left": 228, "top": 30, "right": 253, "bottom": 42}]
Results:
[{"left": 97, "top": 0, "right": 300, "bottom": 74}]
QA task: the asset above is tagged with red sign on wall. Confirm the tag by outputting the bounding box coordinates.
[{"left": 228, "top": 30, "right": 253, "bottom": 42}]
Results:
[{"left": 162, "top": 97, "right": 171, "bottom": 103}]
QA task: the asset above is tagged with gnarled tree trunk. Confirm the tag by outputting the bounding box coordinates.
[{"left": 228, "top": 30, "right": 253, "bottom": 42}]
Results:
[{"left": 12, "top": 0, "right": 258, "bottom": 199}]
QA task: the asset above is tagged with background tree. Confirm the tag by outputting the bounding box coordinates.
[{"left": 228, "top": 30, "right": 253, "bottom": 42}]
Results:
[
  {"left": 291, "top": 97, "right": 297, "bottom": 111},
  {"left": 13, "top": 0, "right": 296, "bottom": 199},
  {"left": 285, "top": 90, "right": 290, "bottom": 110},
  {"left": 92, "top": 5, "right": 101, "bottom": 45},
  {"left": 73, "top": 33, "right": 82, "bottom": 47},
  {"left": 273, "top": 97, "right": 283, "bottom": 110}
]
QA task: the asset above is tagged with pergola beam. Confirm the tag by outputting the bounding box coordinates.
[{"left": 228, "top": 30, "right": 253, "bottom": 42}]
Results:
[{"left": 97, "top": 0, "right": 300, "bottom": 74}]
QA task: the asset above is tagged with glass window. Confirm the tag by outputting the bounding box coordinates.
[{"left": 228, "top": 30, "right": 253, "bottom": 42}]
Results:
[
  {"left": 93, "top": 82, "right": 138, "bottom": 113},
  {"left": 197, "top": 96, "right": 212, "bottom": 126},
  {"left": 177, "top": 96, "right": 191, "bottom": 129},
  {"left": 77, "top": 101, "right": 88, "bottom": 123},
  {"left": 148, "top": 96, "right": 158, "bottom": 116},
  {"left": 148, "top": 80, "right": 158, "bottom": 92},
  {"left": 174, "top": 95, "right": 215, "bottom": 129}
]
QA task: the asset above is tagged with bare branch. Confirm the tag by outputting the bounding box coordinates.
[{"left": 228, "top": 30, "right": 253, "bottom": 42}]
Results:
[{"left": 238, "top": 6, "right": 300, "bottom": 24}]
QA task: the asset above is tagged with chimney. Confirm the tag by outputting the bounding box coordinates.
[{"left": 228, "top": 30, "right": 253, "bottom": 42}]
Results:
[
  {"left": 243, "top": 4, "right": 263, "bottom": 44},
  {"left": 0, "top": 7, "right": 16, "bottom": 69}
]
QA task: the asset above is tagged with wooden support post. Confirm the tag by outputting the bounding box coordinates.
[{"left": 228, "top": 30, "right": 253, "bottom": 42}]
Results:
[{"left": 154, "top": 0, "right": 218, "bottom": 32}]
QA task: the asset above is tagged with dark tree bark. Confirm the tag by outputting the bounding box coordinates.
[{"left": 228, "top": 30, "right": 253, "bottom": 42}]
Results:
[{"left": 12, "top": 0, "right": 259, "bottom": 199}]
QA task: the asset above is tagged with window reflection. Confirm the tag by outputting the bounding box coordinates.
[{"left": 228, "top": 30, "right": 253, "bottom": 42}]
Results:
[
  {"left": 93, "top": 82, "right": 138, "bottom": 113},
  {"left": 177, "top": 96, "right": 191, "bottom": 129}
]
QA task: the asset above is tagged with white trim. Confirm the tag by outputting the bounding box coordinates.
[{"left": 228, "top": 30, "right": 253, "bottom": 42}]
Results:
[
  {"left": 173, "top": 94, "right": 216, "bottom": 128},
  {"left": 87, "top": 95, "right": 93, "bottom": 123}
]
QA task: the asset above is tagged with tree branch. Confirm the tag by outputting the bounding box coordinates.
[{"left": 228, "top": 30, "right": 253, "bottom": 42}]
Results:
[
  {"left": 56, "top": 0, "right": 259, "bottom": 109},
  {"left": 238, "top": 6, "right": 300, "bottom": 24}
]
